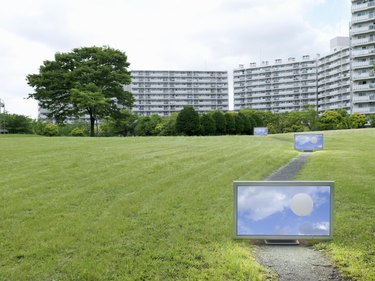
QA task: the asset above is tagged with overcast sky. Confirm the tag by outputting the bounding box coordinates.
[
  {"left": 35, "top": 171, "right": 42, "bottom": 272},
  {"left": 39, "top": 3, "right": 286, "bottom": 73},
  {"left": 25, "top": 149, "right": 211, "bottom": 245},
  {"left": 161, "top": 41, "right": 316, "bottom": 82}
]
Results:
[{"left": 0, "top": 0, "right": 351, "bottom": 118}]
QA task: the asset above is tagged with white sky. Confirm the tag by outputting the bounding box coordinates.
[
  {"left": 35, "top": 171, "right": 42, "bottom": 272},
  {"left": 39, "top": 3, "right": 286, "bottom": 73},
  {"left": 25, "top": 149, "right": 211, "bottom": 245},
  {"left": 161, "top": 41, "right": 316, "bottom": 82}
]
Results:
[{"left": 0, "top": 0, "right": 351, "bottom": 118}]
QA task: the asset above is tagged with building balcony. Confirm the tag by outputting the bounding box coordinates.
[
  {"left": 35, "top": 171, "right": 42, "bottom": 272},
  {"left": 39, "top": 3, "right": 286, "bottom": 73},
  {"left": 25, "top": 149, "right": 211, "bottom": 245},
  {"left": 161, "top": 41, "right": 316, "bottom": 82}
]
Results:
[
  {"left": 352, "top": 2, "right": 375, "bottom": 13},
  {"left": 352, "top": 13, "right": 375, "bottom": 24},
  {"left": 352, "top": 71, "right": 375, "bottom": 80},
  {"left": 352, "top": 106, "right": 375, "bottom": 114},
  {"left": 352, "top": 94, "right": 375, "bottom": 102},
  {"left": 351, "top": 36, "right": 375, "bottom": 47},
  {"left": 352, "top": 83, "right": 375, "bottom": 91},
  {"left": 352, "top": 48, "right": 375, "bottom": 57},
  {"left": 352, "top": 61, "right": 374, "bottom": 69},
  {"left": 251, "top": 105, "right": 271, "bottom": 110},
  {"left": 351, "top": 24, "right": 375, "bottom": 35}
]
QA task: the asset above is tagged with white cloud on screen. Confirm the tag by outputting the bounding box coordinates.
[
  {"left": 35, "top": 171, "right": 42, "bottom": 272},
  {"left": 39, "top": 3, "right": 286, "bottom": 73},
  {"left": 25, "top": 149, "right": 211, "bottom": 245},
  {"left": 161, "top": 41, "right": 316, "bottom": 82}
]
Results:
[
  {"left": 237, "top": 186, "right": 330, "bottom": 221},
  {"left": 299, "top": 221, "right": 330, "bottom": 235}
]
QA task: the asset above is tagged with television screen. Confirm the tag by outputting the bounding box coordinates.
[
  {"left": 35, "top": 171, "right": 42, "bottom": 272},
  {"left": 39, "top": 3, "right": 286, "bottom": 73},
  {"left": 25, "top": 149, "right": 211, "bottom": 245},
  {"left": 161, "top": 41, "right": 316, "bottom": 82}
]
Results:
[
  {"left": 233, "top": 181, "right": 334, "bottom": 240},
  {"left": 254, "top": 127, "right": 268, "bottom": 136},
  {"left": 294, "top": 133, "right": 323, "bottom": 151}
]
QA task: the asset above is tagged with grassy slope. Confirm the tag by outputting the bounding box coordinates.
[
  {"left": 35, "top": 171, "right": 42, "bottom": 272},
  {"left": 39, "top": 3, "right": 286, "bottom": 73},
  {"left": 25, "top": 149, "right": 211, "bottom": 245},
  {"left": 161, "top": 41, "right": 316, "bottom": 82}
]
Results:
[
  {"left": 289, "top": 129, "right": 375, "bottom": 281},
  {"left": 0, "top": 135, "right": 296, "bottom": 281}
]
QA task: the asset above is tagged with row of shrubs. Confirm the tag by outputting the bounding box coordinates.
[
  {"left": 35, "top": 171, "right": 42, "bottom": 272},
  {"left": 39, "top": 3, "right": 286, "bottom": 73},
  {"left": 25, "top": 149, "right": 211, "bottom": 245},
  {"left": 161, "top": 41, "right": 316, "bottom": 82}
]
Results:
[{"left": 1, "top": 107, "right": 373, "bottom": 137}]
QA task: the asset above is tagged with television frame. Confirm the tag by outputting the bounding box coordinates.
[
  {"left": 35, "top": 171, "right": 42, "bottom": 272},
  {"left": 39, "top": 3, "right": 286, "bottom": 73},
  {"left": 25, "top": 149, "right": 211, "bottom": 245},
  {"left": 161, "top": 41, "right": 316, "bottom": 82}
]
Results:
[
  {"left": 254, "top": 127, "right": 268, "bottom": 136},
  {"left": 233, "top": 181, "right": 334, "bottom": 240},
  {"left": 294, "top": 133, "right": 324, "bottom": 151}
]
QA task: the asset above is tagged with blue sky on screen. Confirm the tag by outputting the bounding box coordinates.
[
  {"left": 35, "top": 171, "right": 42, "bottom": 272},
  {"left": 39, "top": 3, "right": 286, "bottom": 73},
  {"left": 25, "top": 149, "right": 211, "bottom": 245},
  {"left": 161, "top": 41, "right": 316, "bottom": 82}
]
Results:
[
  {"left": 295, "top": 134, "right": 323, "bottom": 150},
  {"left": 254, "top": 128, "right": 268, "bottom": 136},
  {"left": 237, "top": 185, "right": 331, "bottom": 236}
]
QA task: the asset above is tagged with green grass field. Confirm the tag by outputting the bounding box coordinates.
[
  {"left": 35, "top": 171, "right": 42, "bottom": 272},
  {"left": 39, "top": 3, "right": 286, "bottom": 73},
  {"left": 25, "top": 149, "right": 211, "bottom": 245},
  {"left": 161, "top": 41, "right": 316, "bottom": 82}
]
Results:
[{"left": 0, "top": 130, "right": 374, "bottom": 280}]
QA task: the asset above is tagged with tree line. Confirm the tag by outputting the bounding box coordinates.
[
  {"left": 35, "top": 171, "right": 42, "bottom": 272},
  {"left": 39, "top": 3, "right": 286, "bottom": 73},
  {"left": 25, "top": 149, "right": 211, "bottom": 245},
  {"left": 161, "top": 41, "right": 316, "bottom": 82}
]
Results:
[{"left": 1, "top": 107, "right": 372, "bottom": 137}]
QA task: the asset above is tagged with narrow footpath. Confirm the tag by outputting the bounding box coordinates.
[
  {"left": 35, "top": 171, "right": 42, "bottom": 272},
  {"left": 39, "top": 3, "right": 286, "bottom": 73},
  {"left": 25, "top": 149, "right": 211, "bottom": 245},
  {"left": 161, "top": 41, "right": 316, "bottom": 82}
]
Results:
[{"left": 255, "top": 153, "right": 346, "bottom": 281}]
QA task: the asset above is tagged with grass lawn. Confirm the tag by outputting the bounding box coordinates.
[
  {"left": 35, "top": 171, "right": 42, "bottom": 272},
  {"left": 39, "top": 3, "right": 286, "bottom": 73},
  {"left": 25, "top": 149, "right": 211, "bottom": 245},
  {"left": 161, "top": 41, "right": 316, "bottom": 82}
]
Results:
[
  {"left": 292, "top": 129, "right": 375, "bottom": 281},
  {"left": 0, "top": 135, "right": 297, "bottom": 280},
  {"left": 1, "top": 130, "right": 374, "bottom": 280}
]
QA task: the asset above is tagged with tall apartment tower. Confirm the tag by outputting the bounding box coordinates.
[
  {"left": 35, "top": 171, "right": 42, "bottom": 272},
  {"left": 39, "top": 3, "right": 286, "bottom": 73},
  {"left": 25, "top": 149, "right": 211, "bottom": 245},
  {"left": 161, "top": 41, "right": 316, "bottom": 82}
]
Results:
[
  {"left": 130, "top": 70, "right": 229, "bottom": 116},
  {"left": 317, "top": 37, "right": 351, "bottom": 113},
  {"left": 233, "top": 56, "right": 317, "bottom": 113},
  {"left": 351, "top": 0, "right": 375, "bottom": 115}
]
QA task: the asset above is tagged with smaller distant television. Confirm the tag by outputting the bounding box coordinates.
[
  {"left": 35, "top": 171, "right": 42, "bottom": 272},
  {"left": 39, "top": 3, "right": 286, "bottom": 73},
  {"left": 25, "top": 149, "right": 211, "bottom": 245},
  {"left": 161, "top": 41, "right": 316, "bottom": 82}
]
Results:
[
  {"left": 254, "top": 127, "right": 268, "bottom": 136},
  {"left": 294, "top": 133, "right": 324, "bottom": 151},
  {"left": 233, "top": 181, "right": 334, "bottom": 240}
]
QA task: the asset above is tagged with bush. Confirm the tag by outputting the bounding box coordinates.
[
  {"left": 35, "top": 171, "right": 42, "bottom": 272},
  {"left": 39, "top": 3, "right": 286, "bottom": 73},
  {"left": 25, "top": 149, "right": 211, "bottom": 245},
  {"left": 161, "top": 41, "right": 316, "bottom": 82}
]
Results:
[
  {"left": 349, "top": 113, "right": 368, "bottom": 129},
  {"left": 209, "top": 110, "right": 226, "bottom": 135},
  {"left": 43, "top": 123, "right": 59, "bottom": 136},
  {"left": 369, "top": 114, "right": 375, "bottom": 128},
  {"left": 176, "top": 106, "right": 200, "bottom": 136},
  {"left": 200, "top": 114, "right": 216, "bottom": 136},
  {"left": 70, "top": 127, "right": 86, "bottom": 136}
]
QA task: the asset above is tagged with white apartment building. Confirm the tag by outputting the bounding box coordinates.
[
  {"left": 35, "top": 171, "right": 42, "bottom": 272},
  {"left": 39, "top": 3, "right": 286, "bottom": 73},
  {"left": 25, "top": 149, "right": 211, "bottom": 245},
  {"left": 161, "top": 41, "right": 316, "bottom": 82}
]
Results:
[
  {"left": 130, "top": 70, "right": 229, "bottom": 116},
  {"left": 317, "top": 37, "right": 351, "bottom": 113},
  {"left": 233, "top": 36, "right": 354, "bottom": 114},
  {"left": 233, "top": 56, "right": 318, "bottom": 113},
  {"left": 351, "top": 0, "right": 375, "bottom": 115}
]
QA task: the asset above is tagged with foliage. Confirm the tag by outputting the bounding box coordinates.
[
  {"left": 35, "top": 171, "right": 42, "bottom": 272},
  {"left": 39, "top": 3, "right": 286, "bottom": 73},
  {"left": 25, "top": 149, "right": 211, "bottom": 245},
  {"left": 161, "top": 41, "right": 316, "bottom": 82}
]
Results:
[
  {"left": 58, "top": 120, "right": 90, "bottom": 136},
  {"left": 159, "top": 113, "right": 178, "bottom": 136},
  {"left": 239, "top": 110, "right": 255, "bottom": 134},
  {"left": 200, "top": 113, "right": 216, "bottom": 136},
  {"left": 224, "top": 112, "right": 236, "bottom": 134},
  {"left": 148, "top": 114, "right": 164, "bottom": 135},
  {"left": 134, "top": 116, "right": 153, "bottom": 136},
  {"left": 349, "top": 113, "right": 367, "bottom": 129},
  {"left": 234, "top": 113, "right": 245, "bottom": 134},
  {"left": 369, "top": 114, "right": 375, "bottom": 128},
  {"left": 26, "top": 46, "right": 134, "bottom": 137},
  {"left": 301, "top": 105, "right": 320, "bottom": 131},
  {"left": 42, "top": 123, "right": 59, "bottom": 136},
  {"left": 70, "top": 127, "right": 86, "bottom": 136},
  {"left": 99, "top": 109, "right": 138, "bottom": 136},
  {"left": 209, "top": 110, "right": 226, "bottom": 135},
  {"left": 0, "top": 113, "right": 32, "bottom": 134},
  {"left": 176, "top": 106, "right": 200, "bottom": 136},
  {"left": 318, "top": 110, "right": 342, "bottom": 130},
  {"left": 31, "top": 119, "right": 45, "bottom": 135},
  {"left": 336, "top": 109, "right": 351, "bottom": 129}
]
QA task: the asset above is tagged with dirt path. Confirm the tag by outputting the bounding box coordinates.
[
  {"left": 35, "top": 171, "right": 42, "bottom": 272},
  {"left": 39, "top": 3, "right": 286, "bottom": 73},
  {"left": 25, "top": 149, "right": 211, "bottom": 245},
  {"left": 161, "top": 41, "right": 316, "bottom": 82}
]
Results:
[{"left": 255, "top": 153, "right": 347, "bottom": 281}]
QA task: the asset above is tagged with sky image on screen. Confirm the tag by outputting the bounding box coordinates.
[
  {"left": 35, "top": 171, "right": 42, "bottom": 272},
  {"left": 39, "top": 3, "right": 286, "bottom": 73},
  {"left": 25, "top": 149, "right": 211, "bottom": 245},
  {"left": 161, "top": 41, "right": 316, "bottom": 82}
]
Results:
[
  {"left": 236, "top": 185, "right": 331, "bottom": 236},
  {"left": 294, "top": 134, "right": 323, "bottom": 151},
  {"left": 254, "top": 127, "right": 268, "bottom": 136}
]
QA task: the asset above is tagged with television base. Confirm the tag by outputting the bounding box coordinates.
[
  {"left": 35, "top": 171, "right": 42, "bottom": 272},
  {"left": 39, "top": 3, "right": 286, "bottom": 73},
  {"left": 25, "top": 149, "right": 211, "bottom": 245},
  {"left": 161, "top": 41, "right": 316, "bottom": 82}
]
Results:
[{"left": 264, "top": 239, "right": 299, "bottom": 245}]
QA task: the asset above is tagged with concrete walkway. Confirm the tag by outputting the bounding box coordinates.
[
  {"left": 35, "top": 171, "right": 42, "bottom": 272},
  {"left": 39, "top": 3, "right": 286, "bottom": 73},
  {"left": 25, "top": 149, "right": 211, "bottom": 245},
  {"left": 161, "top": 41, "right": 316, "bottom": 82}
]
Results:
[{"left": 255, "top": 153, "right": 346, "bottom": 281}]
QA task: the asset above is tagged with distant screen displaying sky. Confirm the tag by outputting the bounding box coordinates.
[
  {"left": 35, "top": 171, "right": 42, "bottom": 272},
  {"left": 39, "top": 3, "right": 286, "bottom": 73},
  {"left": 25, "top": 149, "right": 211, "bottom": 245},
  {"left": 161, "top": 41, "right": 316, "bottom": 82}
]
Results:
[
  {"left": 254, "top": 127, "right": 268, "bottom": 136},
  {"left": 294, "top": 134, "right": 323, "bottom": 151},
  {"left": 236, "top": 185, "right": 331, "bottom": 236}
]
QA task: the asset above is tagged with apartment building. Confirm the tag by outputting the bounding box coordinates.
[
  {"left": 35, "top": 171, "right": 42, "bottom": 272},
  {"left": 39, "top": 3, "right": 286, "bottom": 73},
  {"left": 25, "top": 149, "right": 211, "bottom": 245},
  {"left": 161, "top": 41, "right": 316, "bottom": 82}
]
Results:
[
  {"left": 351, "top": 0, "right": 375, "bottom": 115},
  {"left": 233, "top": 56, "right": 318, "bottom": 113},
  {"left": 317, "top": 37, "right": 351, "bottom": 113},
  {"left": 130, "top": 70, "right": 229, "bottom": 116}
]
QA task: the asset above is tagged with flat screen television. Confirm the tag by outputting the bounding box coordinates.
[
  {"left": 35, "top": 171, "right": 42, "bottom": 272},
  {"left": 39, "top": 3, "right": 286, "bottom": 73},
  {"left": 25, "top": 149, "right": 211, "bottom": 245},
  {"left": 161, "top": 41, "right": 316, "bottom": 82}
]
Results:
[
  {"left": 294, "top": 133, "right": 324, "bottom": 151},
  {"left": 233, "top": 181, "right": 334, "bottom": 240},
  {"left": 254, "top": 127, "right": 268, "bottom": 136}
]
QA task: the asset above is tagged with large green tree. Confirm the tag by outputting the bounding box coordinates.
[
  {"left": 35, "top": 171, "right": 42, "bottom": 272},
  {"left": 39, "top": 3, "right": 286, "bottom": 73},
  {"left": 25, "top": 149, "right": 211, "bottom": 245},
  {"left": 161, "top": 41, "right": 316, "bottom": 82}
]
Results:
[
  {"left": 0, "top": 113, "right": 33, "bottom": 134},
  {"left": 200, "top": 113, "right": 216, "bottom": 135},
  {"left": 176, "top": 106, "right": 200, "bottom": 136},
  {"left": 27, "top": 46, "right": 134, "bottom": 136},
  {"left": 225, "top": 112, "right": 236, "bottom": 134},
  {"left": 209, "top": 110, "right": 226, "bottom": 135}
]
